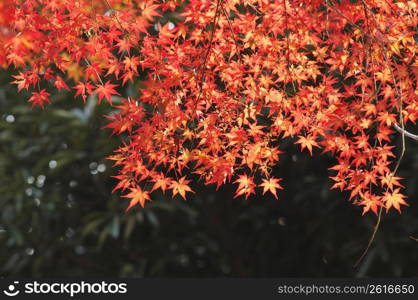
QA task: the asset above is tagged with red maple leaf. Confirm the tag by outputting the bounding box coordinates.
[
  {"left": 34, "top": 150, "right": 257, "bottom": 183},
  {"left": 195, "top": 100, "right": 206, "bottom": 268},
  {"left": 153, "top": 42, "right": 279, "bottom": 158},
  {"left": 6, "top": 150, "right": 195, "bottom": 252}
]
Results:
[
  {"left": 28, "top": 89, "right": 51, "bottom": 108},
  {"left": 95, "top": 81, "right": 120, "bottom": 105}
]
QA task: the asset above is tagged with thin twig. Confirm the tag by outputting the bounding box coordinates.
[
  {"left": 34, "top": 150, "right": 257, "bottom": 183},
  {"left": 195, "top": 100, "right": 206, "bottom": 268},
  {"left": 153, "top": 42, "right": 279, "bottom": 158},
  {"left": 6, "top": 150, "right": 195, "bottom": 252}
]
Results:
[
  {"left": 194, "top": 0, "right": 223, "bottom": 108},
  {"left": 198, "top": 0, "right": 223, "bottom": 85},
  {"left": 84, "top": 58, "right": 104, "bottom": 85},
  {"left": 221, "top": 6, "right": 240, "bottom": 51},
  {"left": 103, "top": 0, "right": 126, "bottom": 32},
  {"left": 354, "top": 207, "right": 382, "bottom": 267}
]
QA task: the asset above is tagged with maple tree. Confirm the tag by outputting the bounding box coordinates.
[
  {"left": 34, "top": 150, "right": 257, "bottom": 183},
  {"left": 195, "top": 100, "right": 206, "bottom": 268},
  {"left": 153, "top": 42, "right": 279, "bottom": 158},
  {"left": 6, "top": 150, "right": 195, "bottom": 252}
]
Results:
[{"left": 0, "top": 0, "right": 417, "bottom": 215}]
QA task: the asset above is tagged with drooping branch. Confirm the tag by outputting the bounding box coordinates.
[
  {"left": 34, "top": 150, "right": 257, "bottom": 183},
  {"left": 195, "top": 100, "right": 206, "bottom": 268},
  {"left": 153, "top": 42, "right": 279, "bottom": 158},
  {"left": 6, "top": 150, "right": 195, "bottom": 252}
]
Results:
[{"left": 393, "top": 123, "right": 418, "bottom": 141}]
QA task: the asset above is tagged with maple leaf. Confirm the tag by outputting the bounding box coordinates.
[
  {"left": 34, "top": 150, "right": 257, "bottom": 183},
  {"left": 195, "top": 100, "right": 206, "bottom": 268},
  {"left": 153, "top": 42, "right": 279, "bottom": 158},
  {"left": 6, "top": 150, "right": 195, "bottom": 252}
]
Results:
[
  {"left": 260, "top": 177, "right": 283, "bottom": 199},
  {"left": 123, "top": 56, "right": 140, "bottom": 72},
  {"left": 383, "top": 189, "right": 409, "bottom": 213},
  {"left": 116, "top": 38, "right": 133, "bottom": 54},
  {"left": 170, "top": 176, "right": 194, "bottom": 200},
  {"left": 74, "top": 81, "right": 94, "bottom": 102},
  {"left": 84, "top": 62, "right": 103, "bottom": 81},
  {"left": 123, "top": 186, "right": 151, "bottom": 210},
  {"left": 150, "top": 173, "right": 172, "bottom": 193},
  {"left": 54, "top": 75, "right": 70, "bottom": 91},
  {"left": 141, "top": 3, "right": 161, "bottom": 21},
  {"left": 376, "top": 126, "right": 394, "bottom": 144},
  {"left": 104, "top": 113, "right": 135, "bottom": 135},
  {"left": 380, "top": 174, "right": 404, "bottom": 191},
  {"left": 28, "top": 89, "right": 51, "bottom": 108},
  {"left": 11, "top": 72, "right": 29, "bottom": 91},
  {"left": 95, "top": 81, "right": 120, "bottom": 105},
  {"left": 359, "top": 192, "right": 383, "bottom": 215},
  {"left": 378, "top": 112, "right": 397, "bottom": 127},
  {"left": 111, "top": 174, "right": 132, "bottom": 193},
  {"left": 295, "top": 135, "right": 319, "bottom": 155},
  {"left": 234, "top": 174, "right": 256, "bottom": 200}
]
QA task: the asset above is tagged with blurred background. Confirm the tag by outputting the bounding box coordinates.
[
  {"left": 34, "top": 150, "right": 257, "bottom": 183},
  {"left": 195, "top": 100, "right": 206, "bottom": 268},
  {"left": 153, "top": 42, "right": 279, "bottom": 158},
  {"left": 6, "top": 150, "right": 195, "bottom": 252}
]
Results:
[{"left": 1, "top": 68, "right": 418, "bottom": 278}]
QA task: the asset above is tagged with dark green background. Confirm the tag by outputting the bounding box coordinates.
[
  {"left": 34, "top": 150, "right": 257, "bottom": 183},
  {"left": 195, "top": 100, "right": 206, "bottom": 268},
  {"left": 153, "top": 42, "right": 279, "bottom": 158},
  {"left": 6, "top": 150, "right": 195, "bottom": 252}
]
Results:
[{"left": 1, "top": 68, "right": 417, "bottom": 278}]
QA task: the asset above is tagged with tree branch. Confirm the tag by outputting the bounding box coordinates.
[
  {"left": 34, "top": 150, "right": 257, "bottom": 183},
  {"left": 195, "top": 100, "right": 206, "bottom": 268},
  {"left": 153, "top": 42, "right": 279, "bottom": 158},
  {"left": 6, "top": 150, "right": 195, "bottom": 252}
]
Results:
[
  {"left": 354, "top": 206, "right": 382, "bottom": 268},
  {"left": 393, "top": 123, "right": 418, "bottom": 141}
]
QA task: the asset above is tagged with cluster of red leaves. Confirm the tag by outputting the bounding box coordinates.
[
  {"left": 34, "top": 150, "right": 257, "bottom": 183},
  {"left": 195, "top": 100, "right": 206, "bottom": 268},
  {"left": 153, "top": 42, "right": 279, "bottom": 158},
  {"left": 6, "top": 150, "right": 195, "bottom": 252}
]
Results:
[{"left": 1, "top": 0, "right": 417, "bottom": 214}]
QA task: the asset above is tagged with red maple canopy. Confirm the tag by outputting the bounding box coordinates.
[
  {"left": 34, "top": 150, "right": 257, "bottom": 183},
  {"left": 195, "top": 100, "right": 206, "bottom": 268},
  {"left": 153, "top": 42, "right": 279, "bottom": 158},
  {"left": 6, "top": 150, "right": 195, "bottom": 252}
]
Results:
[{"left": 0, "top": 0, "right": 417, "bottom": 214}]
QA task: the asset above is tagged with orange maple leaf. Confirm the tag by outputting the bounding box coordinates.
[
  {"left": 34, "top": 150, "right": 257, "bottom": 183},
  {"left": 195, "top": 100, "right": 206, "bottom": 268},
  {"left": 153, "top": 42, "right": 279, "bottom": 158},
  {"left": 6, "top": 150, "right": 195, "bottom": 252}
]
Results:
[
  {"left": 170, "top": 176, "right": 194, "bottom": 200},
  {"left": 234, "top": 174, "right": 256, "bottom": 199},
  {"left": 295, "top": 135, "right": 319, "bottom": 155},
  {"left": 380, "top": 174, "right": 404, "bottom": 191},
  {"left": 124, "top": 187, "right": 151, "bottom": 210},
  {"left": 260, "top": 177, "right": 283, "bottom": 199},
  {"left": 359, "top": 192, "right": 383, "bottom": 215},
  {"left": 141, "top": 3, "right": 161, "bottom": 21},
  {"left": 383, "top": 188, "right": 409, "bottom": 213},
  {"left": 151, "top": 173, "right": 172, "bottom": 193}
]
